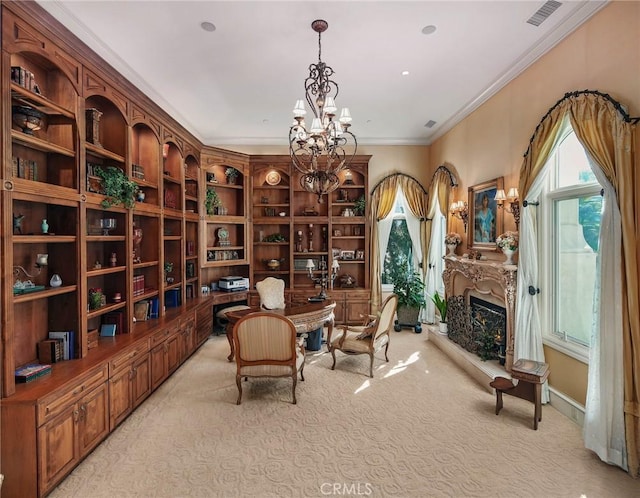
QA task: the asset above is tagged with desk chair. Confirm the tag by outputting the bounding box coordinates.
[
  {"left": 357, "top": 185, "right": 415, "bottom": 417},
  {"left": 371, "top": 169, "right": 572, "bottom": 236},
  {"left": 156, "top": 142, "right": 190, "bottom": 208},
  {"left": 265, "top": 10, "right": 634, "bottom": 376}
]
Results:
[
  {"left": 256, "top": 276, "right": 286, "bottom": 310},
  {"left": 232, "top": 312, "right": 305, "bottom": 404}
]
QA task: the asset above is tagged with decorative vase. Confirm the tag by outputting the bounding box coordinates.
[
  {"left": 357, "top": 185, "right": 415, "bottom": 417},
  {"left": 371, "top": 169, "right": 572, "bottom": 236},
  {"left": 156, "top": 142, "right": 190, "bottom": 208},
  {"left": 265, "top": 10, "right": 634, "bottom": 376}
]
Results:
[
  {"left": 502, "top": 247, "right": 517, "bottom": 265},
  {"left": 438, "top": 321, "right": 448, "bottom": 334},
  {"left": 137, "top": 190, "right": 145, "bottom": 202},
  {"left": 446, "top": 243, "right": 457, "bottom": 256},
  {"left": 49, "top": 274, "right": 62, "bottom": 287},
  {"left": 41, "top": 219, "right": 49, "bottom": 234}
]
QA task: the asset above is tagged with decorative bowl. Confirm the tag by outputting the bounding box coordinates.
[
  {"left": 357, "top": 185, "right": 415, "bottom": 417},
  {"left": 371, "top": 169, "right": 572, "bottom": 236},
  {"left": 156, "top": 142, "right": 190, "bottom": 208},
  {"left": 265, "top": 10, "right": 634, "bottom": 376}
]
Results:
[{"left": 12, "top": 105, "right": 44, "bottom": 135}]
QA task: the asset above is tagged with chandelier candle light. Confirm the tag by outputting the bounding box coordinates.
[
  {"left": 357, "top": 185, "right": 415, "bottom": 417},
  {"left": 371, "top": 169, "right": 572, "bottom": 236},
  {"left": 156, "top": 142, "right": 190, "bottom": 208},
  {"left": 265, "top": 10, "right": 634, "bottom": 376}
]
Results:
[{"left": 289, "top": 19, "right": 357, "bottom": 202}]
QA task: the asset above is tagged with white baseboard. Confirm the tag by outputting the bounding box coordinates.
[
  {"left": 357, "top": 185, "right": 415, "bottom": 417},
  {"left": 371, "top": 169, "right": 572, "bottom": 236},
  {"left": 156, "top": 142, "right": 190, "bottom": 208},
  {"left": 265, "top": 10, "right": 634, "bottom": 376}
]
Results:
[{"left": 548, "top": 386, "right": 585, "bottom": 427}]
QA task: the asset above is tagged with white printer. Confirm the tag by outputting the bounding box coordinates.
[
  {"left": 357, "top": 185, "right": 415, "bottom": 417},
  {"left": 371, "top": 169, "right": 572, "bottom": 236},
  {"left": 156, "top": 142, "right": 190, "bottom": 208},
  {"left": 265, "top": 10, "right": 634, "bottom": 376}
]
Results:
[{"left": 218, "top": 276, "right": 249, "bottom": 291}]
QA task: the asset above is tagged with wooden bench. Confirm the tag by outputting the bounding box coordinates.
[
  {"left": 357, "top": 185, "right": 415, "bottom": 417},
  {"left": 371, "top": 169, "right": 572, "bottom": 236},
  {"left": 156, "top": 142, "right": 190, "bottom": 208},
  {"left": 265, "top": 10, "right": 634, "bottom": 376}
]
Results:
[{"left": 490, "top": 359, "right": 550, "bottom": 430}]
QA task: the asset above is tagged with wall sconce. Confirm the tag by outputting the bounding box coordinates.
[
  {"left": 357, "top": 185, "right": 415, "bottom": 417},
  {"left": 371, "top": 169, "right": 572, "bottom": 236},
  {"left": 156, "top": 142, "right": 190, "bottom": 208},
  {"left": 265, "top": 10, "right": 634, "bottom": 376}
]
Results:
[
  {"left": 306, "top": 257, "right": 340, "bottom": 299},
  {"left": 13, "top": 253, "right": 48, "bottom": 280},
  {"left": 495, "top": 187, "right": 520, "bottom": 229},
  {"left": 449, "top": 201, "right": 469, "bottom": 232}
]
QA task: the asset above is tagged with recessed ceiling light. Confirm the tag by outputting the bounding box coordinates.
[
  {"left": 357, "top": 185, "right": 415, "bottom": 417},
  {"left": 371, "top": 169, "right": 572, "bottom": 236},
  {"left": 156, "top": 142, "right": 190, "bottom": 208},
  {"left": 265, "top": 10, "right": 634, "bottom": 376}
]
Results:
[
  {"left": 401, "top": 70, "right": 409, "bottom": 76},
  {"left": 201, "top": 21, "right": 216, "bottom": 32},
  {"left": 422, "top": 25, "right": 437, "bottom": 35}
]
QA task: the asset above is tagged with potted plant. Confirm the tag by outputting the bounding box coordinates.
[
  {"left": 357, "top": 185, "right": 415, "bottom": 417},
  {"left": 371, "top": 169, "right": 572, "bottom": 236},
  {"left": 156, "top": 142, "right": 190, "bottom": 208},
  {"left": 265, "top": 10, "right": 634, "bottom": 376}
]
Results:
[
  {"left": 354, "top": 194, "right": 366, "bottom": 216},
  {"left": 205, "top": 187, "right": 221, "bottom": 215},
  {"left": 392, "top": 270, "right": 426, "bottom": 333},
  {"left": 225, "top": 167, "right": 239, "bottom": 185},
  {"left": 431, "top": 292, "right": 448, "bottom": 334},
  {"left": 95, "top": 165, "right": 139, "bottom": 209},
  {"left": 164, "top": 262, "right": 174, "bottom": 284}
]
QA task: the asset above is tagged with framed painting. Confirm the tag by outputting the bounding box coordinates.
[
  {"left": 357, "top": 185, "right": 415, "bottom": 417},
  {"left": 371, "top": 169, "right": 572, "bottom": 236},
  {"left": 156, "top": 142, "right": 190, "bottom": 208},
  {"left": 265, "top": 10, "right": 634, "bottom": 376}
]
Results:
[{"left": 468, "top": 177, "right": 504, "bottom": 250}]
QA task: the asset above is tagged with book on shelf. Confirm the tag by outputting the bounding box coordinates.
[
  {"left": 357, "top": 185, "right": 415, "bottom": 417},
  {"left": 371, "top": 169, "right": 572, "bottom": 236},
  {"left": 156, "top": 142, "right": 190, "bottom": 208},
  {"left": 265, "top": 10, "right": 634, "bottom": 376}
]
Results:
[
  {"left": 100, "top": 324, "right": 116, "bottom": 337},
  {"left": 48, "top": 331, "right": 75, "bottom": 360},
  {"left": 37, "top": 338, "right": 63, "bottom": 364},
  {"left": 148, "top": 297, "right": 160, "bottom": 319},
  {"left": 134, "top": 300, "right": 150, "bottom": 321},
  {"left": 15, "top": 363, "right": 52, "bottom": 383},
  {"left": 103, "top": 311, "right": 124, "bottom": 335}
]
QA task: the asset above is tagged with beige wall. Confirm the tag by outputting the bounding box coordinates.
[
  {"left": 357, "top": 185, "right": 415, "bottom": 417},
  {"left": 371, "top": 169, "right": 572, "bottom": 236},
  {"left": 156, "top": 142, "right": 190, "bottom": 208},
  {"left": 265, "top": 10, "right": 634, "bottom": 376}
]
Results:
[{"left": 429, "top": 1, "right": 640, "bottom": 405}]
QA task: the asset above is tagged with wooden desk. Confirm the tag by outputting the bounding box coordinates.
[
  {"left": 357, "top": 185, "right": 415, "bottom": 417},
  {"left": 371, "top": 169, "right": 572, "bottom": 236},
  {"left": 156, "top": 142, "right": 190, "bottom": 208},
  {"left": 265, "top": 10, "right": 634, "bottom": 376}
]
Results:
[
  {"left": 225, "top": 301, "right": 336, "bottom": 361},
  {"left": 490, "top": 359, "right": 550, "bottom": 430}
]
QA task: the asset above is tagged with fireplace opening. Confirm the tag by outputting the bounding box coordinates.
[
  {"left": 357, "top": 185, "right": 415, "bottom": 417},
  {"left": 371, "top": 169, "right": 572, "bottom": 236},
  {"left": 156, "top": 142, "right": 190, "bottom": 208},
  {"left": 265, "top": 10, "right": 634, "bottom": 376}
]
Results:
[{"left": 470, "top": 296, "right": 507, "bottom": 365}]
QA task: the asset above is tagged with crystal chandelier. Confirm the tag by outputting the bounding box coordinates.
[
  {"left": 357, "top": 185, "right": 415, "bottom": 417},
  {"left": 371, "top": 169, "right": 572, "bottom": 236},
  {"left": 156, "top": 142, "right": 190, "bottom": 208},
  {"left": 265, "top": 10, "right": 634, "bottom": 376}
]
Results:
[{"left": 289, "top": 19, "right": 357, "bottom": 202}]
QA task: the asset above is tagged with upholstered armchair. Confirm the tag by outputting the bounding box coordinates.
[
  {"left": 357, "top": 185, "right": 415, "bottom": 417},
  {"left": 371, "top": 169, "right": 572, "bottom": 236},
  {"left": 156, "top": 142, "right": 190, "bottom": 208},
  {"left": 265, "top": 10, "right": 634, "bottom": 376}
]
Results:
[
  {"left": 329, "top": 294, "right": 398, "bottom": 378},
  {"left": 232, "top": 312, "right": 305, "bottom": 404},
  {"left": 255, "top": 276, "right": 286, "bottom": 310}
]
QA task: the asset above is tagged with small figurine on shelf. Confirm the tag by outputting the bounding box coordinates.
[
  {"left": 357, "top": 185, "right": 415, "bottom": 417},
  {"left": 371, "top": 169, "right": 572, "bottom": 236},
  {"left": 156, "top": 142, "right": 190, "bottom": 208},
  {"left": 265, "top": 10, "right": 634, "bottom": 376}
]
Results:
[
  {"left": 110, "top": 252, "right": 117, "bottom": 267},
  {"left": 13, "top": 213, "right": 24, "bottom": 235},
  {"left": 296, "top": 230, "right": 303, "bottom": 252}
]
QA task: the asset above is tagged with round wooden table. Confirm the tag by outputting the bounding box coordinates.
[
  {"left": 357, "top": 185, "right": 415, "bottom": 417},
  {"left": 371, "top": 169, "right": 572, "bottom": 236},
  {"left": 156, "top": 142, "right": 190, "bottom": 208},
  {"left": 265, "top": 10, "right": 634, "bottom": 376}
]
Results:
[{"left": 225, "top": 300, "right": 336, "bottom": 361}]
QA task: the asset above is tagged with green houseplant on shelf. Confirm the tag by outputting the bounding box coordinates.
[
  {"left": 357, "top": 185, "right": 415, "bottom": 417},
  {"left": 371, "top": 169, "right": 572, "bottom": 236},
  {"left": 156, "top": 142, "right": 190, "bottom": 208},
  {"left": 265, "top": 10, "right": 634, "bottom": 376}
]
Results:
[
  {"left": 225, "top": 167, "right": 239, "bottom": 184},
  {"left": 431, "top": 292, "right": 448, "bottom": 334},
  {"left": 205, "top": 187, "right": 221, "bottom": 215},
  {"left": 95, "top": 166, "right": 138, "bottom": 209},
  {"left": 354, "top": 195, "right": 366, "bottom": 216},
  {"left": 392, "top": 270, "right": 426, "bottom": 333}
]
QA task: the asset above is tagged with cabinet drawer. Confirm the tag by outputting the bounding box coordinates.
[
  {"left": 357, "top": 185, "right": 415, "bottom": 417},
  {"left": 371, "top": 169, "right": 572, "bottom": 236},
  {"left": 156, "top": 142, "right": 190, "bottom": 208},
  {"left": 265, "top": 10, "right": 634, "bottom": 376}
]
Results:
[
  {"left": 37, "top": 364, "right": 108, "bottom": 425},
  {"left": 150, "top": 324, "right": 179, "bottom": 348},
  {"left": 109, "top": 340, "right": 150, "bottom": 374}
]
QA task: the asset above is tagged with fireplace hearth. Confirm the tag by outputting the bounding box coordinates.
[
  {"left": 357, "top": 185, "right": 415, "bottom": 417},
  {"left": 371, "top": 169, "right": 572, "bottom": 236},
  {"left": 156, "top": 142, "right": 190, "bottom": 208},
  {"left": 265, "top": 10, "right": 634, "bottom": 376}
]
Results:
[{"left": 443, "top": 256, "right": 517, "bottom": 371}]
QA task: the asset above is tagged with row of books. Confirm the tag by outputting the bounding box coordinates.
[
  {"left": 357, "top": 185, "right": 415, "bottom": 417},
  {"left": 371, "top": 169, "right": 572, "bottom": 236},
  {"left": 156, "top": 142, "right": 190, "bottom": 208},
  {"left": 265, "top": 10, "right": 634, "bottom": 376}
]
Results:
[
  {"left": 134, "top": 297, "right": 160, "bottom": 322},
  {"left": 48, "top": 331, "right": 76, "bottom": 361},
  {"left": 12, "top": 156, "right": 39, "bottom": 180},
  {"left": 11, "top": 66, "right": 42, "bottom": 94},
  {"left": 132, "top": 163, "right": 145, "bottom": 180},
  {"left": 133, "top": 275, "right": 146, "bottom": 296}
]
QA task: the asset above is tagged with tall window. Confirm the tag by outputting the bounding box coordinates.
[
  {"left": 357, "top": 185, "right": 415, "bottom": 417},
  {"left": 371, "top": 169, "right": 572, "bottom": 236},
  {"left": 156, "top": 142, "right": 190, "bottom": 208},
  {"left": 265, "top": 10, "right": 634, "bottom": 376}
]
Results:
[
  {"left": 540, "top": 129, "right": 602, "bottom": 361},
  {"left": 381, "top": 190, "right": 419, "bottom": 288}
]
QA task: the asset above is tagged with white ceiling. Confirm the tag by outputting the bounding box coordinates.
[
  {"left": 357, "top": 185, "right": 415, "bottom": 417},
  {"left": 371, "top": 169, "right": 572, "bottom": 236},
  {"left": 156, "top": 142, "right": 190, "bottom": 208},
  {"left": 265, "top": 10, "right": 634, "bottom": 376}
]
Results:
[{"left": 38, "top": 0, "right": 607, "bottom": 147}]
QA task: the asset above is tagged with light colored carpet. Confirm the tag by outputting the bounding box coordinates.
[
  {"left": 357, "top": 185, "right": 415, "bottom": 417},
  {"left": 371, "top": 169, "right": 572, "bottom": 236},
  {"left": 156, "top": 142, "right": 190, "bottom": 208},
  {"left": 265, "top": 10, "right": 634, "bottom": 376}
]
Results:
[{"left": 50, "top": 331, "right": 637, "bottom": 498}]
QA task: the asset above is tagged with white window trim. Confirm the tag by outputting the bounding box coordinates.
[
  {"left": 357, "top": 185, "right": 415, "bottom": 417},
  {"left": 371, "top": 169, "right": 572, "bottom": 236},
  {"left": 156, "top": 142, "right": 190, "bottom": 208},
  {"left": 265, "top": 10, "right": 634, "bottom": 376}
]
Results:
[{"left": 539, "top": 144, "right": 601, "bottom": 365}]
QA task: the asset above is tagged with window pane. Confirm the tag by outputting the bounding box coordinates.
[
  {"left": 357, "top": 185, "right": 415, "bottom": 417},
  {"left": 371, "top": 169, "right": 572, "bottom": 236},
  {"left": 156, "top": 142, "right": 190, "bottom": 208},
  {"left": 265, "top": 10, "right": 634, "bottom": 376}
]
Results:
[
  {"left": 556, "top": 132, "right": 596, "bottom": 188},
  {"left": 382, "top": 219, "right": 413, "bottom": 285},
  {"left": 553, "top": 195, "right": 601, "bottom": 347}
]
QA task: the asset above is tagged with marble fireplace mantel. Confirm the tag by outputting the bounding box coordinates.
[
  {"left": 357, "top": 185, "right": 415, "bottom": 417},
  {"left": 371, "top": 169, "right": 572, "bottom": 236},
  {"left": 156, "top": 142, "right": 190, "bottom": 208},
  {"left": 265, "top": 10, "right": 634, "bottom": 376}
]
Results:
[{"left": 442, "top": 256, "right": 517, "bottom": 371}]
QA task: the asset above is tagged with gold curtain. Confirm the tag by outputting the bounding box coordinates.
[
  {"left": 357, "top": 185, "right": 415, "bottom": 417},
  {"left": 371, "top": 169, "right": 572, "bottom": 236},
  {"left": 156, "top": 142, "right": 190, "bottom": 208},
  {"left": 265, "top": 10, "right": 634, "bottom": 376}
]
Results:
[
  {"left": 369, "top": 174, "right": 429, "bottom": 311},
  {"left": 397, "top": 175, "right": 429, "bottom": 285},
  {"left": 370, "top": 175, "right": 399, "bottom": 310},
  {"left": 425, "top": 168, "right": 455, "bottom": 278},
  {"left": 520, "top": 92, "right": 639, "bottom": 476}
]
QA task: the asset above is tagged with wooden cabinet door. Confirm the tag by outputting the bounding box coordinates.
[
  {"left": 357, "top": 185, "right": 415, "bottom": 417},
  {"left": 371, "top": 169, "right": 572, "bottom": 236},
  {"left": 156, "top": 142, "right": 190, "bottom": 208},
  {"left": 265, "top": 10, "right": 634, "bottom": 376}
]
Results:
[
  {"left": 345, "top": 297, "right": 370, "bottom": 324},
  {"left": 167, "top": 333, "right": 181, "bottom": 374},
  {"left": 38, "top": 405, "right": 79, "bottom": 495},
  {"left": 150, "top": 343, "right": 168, "bottom": 390},
  {"left": 78, "top": 382, "right": 109, "bottom": 457},
  {"left": 132, "top": 353, "right": 151, "bottom": 408},
  {"left": 109, "top": 367, "right": 133, "bottom": 430}
]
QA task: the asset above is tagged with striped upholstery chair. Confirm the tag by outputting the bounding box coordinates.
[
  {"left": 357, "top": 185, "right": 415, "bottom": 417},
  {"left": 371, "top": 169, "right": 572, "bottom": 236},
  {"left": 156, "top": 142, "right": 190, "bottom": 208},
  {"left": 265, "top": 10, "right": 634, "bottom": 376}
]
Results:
[
  {"left": 330, "top": 294, "right": 398, "bottom": 378},
  {"left": 232, "top": 312, "right": 305, "bottom": 404}
]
